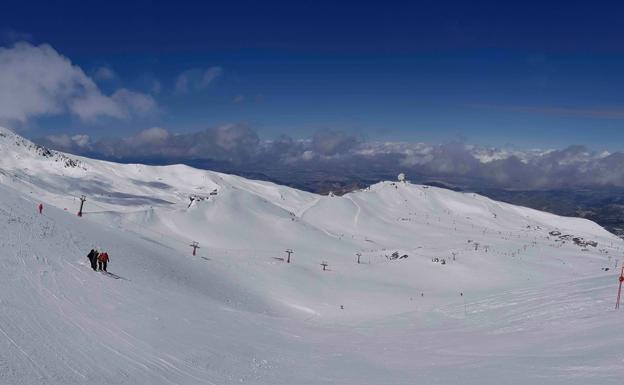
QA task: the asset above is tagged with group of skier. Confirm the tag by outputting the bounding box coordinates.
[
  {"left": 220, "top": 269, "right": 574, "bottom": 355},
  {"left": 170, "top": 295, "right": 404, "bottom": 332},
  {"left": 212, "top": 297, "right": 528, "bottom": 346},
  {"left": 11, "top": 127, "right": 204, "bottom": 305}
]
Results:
[
  {"left": 37, "top": 203, "right": 111, "bottom": 273},
  {"left": 87, "top": 249, "right": 110, "bottom": 272}
]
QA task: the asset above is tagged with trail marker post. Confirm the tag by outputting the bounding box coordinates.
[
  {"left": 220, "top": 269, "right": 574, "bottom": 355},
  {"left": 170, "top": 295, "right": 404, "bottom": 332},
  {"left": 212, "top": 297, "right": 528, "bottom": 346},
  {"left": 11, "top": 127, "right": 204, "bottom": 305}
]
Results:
[
  {"left": 285, "top": 249, "right": 293, "bottom": 263},
  {"left": 356, "top": 252, "right": 362, "bottom": 264},
  {"left": 616, "top": 266, "right": 624, "bottom": 310},
  {"left": 190, "top": 241, "right": 200, "bottom": 256},
  {"left": 77, "top": 195, "right": 86, "bottom": 217}
]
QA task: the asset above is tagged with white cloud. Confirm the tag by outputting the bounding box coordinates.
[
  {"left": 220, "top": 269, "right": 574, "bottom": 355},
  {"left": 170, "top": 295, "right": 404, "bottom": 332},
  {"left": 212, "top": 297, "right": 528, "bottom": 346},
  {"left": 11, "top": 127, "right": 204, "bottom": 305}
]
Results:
[
  {"left": 93, "top": 66, "right": 116, "bottom": 81},
  {"left": 45, "top": 133, "right": 91, "bottom": 149},
  {"left": 111, "top": 89, "right": 157, "bottom": 116},
  {"left": 301, "top": 150, "right": 315, "bottom": 161},
  {"left": 129, "top": 127, "right": 170, "bottom": 145},
  {"left": 200, "top": 67, "right": 223, "bottom": 88},
  {"left": 45, "top": 134, "right": 74, "bottom": 148},
  {"left": 71, "top": 134, "right": 91, "bottom": 147},
  {"left": 68, "top": 90, "right": 125, "bottom": 120},
  {"left": 0, "top": 42, "right": 156, "bottom": 123},
  {"left": 174, "top": 67, "right": 223, "bottom": 94}
]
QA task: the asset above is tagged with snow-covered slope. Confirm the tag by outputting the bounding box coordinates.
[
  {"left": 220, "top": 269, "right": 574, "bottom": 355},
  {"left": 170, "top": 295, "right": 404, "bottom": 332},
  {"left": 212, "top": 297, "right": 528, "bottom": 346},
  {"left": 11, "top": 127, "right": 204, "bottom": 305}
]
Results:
[
  {"left": 1, "top": 126, "right": 624, "bottom": 384},
  {"left": 1, "top": 126, "right": 620, "bottom": 319}
]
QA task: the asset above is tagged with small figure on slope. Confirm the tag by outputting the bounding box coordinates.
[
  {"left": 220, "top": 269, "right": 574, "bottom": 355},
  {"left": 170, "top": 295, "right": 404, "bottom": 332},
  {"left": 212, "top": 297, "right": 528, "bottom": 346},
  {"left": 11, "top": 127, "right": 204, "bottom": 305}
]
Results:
[
  {"left": 38, "top": 203, "right": 43, "bottom": 214},
  {"left": 87, "top": 249, "right": 98, "bottom": 271},
  {"left": 98, "top": 251, "right": 110, "bottom": 272}
]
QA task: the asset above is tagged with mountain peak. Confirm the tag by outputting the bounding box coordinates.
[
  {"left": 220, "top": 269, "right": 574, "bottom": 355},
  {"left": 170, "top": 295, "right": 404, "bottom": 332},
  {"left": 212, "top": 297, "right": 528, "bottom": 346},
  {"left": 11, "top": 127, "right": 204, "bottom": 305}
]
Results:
[{"left": 0, "top": 126, "right": 83, "bottom": 169}]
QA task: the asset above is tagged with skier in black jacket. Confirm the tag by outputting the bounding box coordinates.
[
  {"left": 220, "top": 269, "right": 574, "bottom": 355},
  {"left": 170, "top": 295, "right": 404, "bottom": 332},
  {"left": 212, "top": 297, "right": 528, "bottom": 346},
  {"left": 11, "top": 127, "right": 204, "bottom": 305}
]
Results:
[{"left": 87, "top": 249, "right": 98, "bottom": 271}]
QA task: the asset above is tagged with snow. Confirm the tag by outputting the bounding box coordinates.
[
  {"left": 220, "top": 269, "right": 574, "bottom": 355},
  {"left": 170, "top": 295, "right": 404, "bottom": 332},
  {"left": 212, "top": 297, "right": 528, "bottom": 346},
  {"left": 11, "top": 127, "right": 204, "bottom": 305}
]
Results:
[{"left": 1, "top": 126, "right": 624, "bottom": 384}]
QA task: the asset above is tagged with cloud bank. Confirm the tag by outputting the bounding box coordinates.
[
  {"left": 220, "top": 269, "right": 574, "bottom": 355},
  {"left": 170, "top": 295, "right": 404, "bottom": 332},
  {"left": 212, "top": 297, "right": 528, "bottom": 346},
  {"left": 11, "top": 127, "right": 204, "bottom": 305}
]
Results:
[
  {"left": 0, "top": 42, "right": 156, "bottom": 124},
  {"left": 37, "top": 126, "right": 624, "bottom": 191}
]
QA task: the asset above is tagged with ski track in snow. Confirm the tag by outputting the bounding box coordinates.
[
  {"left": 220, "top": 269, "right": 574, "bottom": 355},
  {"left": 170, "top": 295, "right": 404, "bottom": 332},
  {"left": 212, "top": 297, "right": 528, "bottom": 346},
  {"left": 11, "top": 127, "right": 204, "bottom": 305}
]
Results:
[
  {"left": 296, "top": 195, "right": 322, "bottom": 219},
  {"left": 345, "top": 195, "right": 361, "bottom": 227}
]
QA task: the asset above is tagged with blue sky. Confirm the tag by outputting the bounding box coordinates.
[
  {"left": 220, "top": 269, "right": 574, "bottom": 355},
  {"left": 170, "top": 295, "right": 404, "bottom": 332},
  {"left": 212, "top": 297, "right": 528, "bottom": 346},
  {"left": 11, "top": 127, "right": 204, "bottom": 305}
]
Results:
[{"left": 2, "top": 0, "right": 624, "bottom": 149}]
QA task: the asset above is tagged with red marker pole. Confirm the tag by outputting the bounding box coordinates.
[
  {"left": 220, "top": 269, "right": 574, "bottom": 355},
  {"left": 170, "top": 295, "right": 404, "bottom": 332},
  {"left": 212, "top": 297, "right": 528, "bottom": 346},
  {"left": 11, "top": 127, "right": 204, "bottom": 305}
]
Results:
[{"left": 616, "top": 267, "right": 624, "bottom": 310}]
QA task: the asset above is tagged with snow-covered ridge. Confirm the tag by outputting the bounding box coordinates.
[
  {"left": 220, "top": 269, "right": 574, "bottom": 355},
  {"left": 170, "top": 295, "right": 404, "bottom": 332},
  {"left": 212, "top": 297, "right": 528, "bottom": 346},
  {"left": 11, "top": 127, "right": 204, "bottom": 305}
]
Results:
[{"left": 0, "top": 126, "right": 83, "bottom": 169}]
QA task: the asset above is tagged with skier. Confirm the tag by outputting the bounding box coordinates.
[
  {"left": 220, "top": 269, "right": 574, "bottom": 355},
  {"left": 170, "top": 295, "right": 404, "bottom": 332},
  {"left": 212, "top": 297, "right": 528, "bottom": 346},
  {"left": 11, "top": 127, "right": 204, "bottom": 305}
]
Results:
[
  {"left": 38, "top": 203, "right": 43, "bottom": 214},
  {"left": 87, "top": 249, "right": 98, "bottom": 271},
  {"left": 98, "top": 251, "right": 109, "bottom": 272}
]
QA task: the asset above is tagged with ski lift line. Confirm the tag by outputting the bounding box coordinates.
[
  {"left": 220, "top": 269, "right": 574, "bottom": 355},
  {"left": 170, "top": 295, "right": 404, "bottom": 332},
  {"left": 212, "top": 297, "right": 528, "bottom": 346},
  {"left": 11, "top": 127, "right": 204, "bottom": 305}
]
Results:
[
  {"left": 70, "top": 197, "right": 193, "bottom": 249},
  {"left": 66, "top": 194, "right": 282, "bottom": 255},
  {"left": 69, "top": 195, "right": 291, "bottom": 255},
  {"left": 66, "top": 195, "right": 327, "bottom": 255},
  {"left": 58, "top": 197, "right": 594, "bottom": 260}
]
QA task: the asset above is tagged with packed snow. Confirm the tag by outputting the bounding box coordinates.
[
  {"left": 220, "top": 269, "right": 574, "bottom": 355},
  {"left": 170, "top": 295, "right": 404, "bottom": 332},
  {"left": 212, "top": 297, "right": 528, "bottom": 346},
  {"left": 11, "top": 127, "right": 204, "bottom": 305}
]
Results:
[{"left": 1, "top": 126, "right": 624, "bottom": 384}]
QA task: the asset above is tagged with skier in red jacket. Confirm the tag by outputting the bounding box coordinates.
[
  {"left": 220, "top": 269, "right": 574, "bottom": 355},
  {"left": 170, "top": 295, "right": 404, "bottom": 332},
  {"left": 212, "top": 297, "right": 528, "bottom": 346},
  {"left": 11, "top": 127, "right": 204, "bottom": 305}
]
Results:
[
  {"left": 98, "top": 252, "right": 110, "bottom": 272},
  {"left": 38, "top": 203, "right": 43, "bottom": 214}
]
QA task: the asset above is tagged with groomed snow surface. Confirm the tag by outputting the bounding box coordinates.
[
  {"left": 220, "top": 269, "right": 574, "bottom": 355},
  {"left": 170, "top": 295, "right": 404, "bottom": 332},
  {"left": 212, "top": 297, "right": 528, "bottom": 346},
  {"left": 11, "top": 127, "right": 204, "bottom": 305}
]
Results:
[{"left": 1, "top": 126, "right": 624, "bottom": 384}]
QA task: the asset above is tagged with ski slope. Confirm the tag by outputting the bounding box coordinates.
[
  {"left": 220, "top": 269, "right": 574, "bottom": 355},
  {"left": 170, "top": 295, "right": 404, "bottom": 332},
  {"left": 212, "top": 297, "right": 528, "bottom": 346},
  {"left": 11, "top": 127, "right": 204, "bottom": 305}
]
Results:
[{"left": 1, "top": 126, "right": 624, "bottom": 384}]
